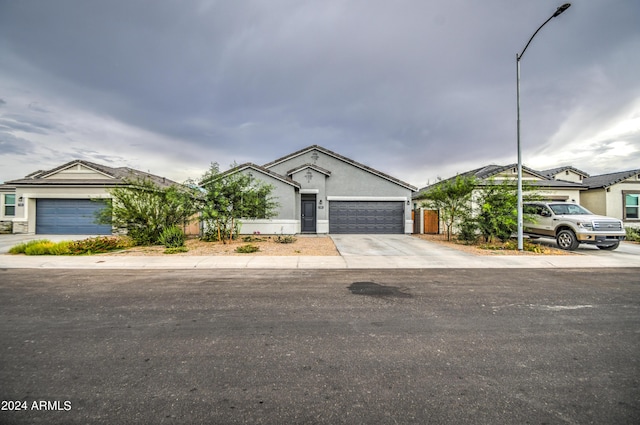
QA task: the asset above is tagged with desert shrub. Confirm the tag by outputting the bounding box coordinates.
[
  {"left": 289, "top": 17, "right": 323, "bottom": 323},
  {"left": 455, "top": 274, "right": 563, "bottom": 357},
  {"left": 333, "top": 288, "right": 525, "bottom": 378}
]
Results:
[
  {"left": 626, "top": 227, "right": 640, "bottom": 242},
  {"left": 10, "top": 237, "right": 131, "bottom": 255},
  {"left": 47, "top": 241, "right": 72, "bottom": 255},
  {"left": 164, "top": 246, "right": 189, "bottom": 254},
  {"left": 24, "top": 241, "right": 56, "bottom": 255},
  {"left": 8, "top": 239, "right": 51, "bottom": 254},
  {"left": 159, "top": 225, "right": 186, "bottom": 248},
  {"left": 457, "top": 218, "right": 478, "bottom": 244},
  {"left": 235, "top": 244, "right": 260, "bottom": 253},
  {"left": 242, "top": 235, "right": 266, "bottom": 242},
  {"left": 97, "top": 178, "right": 199, "bottom": 246},
  {"left": 479, "top": 239, "right": 546, "bottom": 254},
  {"left": 201, "top": 222, "right": 240, "bottom": 242},
  {"left": 274, "top": 235, "right": 297, "bottom": 244},
  {"left": 68, "top": 236, "right": 132, "bottom": 255}
]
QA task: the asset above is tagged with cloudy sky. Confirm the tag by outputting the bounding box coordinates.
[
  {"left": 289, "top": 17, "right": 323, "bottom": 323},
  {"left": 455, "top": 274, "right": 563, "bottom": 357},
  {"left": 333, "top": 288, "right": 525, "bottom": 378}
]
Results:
[{"left": 1, "top": 0, "right": 638, "bottom": 186}]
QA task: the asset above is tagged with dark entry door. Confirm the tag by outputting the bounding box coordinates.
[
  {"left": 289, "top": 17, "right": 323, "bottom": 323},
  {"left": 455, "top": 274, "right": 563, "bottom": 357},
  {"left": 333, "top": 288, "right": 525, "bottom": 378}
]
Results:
[{"left": 301, "top": 200, "right": 316, "bottom": 232}]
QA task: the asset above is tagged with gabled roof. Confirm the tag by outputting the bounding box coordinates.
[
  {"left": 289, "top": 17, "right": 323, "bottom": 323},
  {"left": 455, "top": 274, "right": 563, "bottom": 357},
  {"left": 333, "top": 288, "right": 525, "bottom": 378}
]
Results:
[
  {"left": 416, "top": 164, "right": 548, "bottom": 194},
  {"left": 286, "top": 163, "right": 332, "bottom": 177},
  {"left": 6, "top": 159, "right": 177, "bottom": 188},
  {"left": 205, "top": 163, "right": 301, "bottom": 188},
  {"left": 541, "top": 166, "right": 590, "bottom": 179},
  {"left": 264, "top": 145, "right": 417, "bottom": 191},
  {"left": 583, "top": 169, "right": 640, "bottom": 189},
  {"left": 414, "top": 163, "right": 585, "bottom": 199}
]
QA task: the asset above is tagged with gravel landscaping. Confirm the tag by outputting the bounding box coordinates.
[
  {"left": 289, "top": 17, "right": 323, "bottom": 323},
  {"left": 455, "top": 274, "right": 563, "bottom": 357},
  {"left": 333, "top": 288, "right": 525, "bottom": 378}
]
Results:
[{"left": 105, "top": 235, "right": 340, "bottom": 256}]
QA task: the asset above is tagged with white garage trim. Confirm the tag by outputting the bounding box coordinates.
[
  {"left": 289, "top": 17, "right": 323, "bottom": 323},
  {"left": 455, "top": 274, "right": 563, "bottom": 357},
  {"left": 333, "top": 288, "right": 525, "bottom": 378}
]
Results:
[{"left": 327, "top": 196, "right": 409, "bottom": 202}]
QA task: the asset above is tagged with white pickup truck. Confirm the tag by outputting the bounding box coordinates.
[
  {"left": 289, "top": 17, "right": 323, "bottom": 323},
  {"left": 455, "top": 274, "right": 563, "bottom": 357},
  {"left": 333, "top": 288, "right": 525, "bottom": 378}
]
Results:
[{"left": 523, "top": 202, "right": 626, "bottom": 250}]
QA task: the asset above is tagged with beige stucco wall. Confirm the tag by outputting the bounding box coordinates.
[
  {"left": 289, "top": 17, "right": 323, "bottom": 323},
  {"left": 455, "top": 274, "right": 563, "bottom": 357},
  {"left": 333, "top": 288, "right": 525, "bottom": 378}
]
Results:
[
  {"left": 549, "top": 170, "right": 585, "bottom": 183},
  {"left": 581, "top": 189, "right": 606, "bottom": 215},
  {"left": 43, "top": 164, "right": 112, "bottom": 180},
  {"left": 581, "top": 179, "right": 640, "bottom": 223},
  {"left": 607, "top": 181, "right": 640, "bottom": 223}
]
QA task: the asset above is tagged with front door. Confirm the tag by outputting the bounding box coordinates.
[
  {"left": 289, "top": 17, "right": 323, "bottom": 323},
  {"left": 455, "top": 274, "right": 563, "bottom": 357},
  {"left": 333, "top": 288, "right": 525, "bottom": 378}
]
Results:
[{"left": 301, "top": 200, "right": 316, "bottom": 233}]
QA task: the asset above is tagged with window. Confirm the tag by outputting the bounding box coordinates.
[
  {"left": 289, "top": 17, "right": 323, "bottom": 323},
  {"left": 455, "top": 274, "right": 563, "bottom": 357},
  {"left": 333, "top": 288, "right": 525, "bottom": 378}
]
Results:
[
  {"left": 625, "top": 193, "right": 639, "bottom": 220},
  {"left": 4, "top": 194, "right": 16, "bottom": 216}
]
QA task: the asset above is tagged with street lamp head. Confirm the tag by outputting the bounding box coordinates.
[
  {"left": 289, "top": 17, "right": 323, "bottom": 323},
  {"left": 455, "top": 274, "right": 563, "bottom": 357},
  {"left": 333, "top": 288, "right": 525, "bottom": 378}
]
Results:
[{"left": 553, "top": 3, "right": 571, "bottom": 17}]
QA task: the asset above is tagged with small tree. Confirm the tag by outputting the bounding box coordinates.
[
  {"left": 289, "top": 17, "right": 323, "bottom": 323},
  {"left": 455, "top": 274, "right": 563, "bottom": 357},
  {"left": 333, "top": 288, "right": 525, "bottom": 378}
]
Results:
[
  {"left": 474, "top": 178, "right": 541, "bottom": 243},
  {"left": 200, "top": 163, "right": 279, "bottom": 244},
  {"left": 418, "top": 175, "right": 476, "bottom": 241},
  {"left": 96, "top": 178, "right": 199, "bottom": 245}
]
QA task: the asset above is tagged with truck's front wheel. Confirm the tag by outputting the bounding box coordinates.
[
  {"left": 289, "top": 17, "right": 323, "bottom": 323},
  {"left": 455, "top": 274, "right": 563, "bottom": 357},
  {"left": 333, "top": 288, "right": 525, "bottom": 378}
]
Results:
[
  {"left": 597, "top": 242, "right": 620, "bottom": 250},
  {"left": 556, "top": 229, "right": 579, "bottom": 250}
]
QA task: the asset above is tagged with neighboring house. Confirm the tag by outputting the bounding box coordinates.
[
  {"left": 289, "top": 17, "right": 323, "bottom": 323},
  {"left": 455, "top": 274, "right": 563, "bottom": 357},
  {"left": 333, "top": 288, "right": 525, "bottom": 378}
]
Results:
[
  {"left": 541, "top": 166, "right": 590, "bottom": 184},
  {"left": 412, "top": 164, "right": 585, "bottom": 235},
  {"left": 413, "top": 164, "right": 640, "bottom": 233},
  {"left": 218, "top": 145, "right": 417, "bottom": 234},
  {"left": 414, "top": 164, "right": 587, "bottom": 206},
  {"left": 2, "top": 160, "right": 178, "bottom": 235},
  {"left": 0, "top": 183, "right": 16, "bottom": 233},
  {"left": 581, "top": 169, "right": 640, "bottom": 228}
]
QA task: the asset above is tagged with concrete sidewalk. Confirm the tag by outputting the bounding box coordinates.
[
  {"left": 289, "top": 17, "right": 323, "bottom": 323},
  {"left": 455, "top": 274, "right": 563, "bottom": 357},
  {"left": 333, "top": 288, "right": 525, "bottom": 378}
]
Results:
[
  {"left": 2, "top": 251, "right": 639, "bottom": 269},
  {"left": 2, "top": 233, "right": 638, "bottom": 269}
]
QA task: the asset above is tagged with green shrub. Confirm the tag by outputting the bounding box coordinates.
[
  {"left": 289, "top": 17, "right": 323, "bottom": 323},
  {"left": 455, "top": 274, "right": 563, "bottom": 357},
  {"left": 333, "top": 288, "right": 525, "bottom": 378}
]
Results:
[
  {"left": 235, "top": 244, "right": 260, "bottom": 253},
  {"left": 159, "top": 226, "right": 186, "bottom": 248},
  {"left": 274, "top": 235, "right": 297, "bottom": 244},
  {"left": 457, "top": 219, "right": 478, "bottom": 244},
  {"left": 68, "top": 236, "right": 133, "bottom": 255},
  {"left": 8, "top": 239, "right": 51, "bottom": 254},
  {"left": 626, "top": 227, "right": 640, "bottom": 242},
  {"left": 242, "top": 235, "right": 266, "bottom": 242},
  {"left": 479, "top": 239, "right": 546, "bottom": 254},
  {"left": 164, "top": 246, "right": 189, "bottom": 254},
  {"left": 47, "top": 241, "right": 72, "bottom": 255},
  {"left": 24, "top": 241, "right": 56, "bottom": 255},
  {"left": 10, "top": 237, "right": 131, "bottom": 255}
]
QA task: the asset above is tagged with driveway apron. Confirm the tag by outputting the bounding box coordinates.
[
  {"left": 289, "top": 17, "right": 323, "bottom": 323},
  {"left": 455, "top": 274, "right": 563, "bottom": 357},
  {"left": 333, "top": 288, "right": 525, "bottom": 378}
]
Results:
[{"left": 330, "top": 234, "right": 473, "bottom": 257}]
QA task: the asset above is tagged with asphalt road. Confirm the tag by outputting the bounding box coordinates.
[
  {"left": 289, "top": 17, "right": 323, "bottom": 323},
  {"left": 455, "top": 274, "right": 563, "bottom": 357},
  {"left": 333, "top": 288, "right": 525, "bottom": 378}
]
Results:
[{"left": 1, "top": 268, "right": 639, "bottom": 425}]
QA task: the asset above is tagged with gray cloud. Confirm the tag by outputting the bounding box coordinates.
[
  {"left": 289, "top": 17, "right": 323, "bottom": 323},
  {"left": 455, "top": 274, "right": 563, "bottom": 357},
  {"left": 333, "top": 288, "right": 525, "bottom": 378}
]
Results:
[
  {"left": 0, "top": 0, "right": 638, "bottom": 183},
  {"left": 0, "top": 132, "right": 35, "bottom": 155}
]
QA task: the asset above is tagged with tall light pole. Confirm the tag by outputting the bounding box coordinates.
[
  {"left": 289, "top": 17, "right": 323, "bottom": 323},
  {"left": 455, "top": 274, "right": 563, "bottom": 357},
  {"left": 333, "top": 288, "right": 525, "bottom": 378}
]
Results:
[{"left": 516, "top": 3, "right": 571, "bottom": 251}]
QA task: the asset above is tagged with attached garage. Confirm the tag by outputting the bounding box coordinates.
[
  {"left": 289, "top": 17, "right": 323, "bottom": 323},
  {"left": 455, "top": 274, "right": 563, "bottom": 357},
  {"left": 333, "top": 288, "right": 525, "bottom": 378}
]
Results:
[
  {"left": 36, "top": 199, "right": 112, "bottom": 235},
  {"left": 329, "top": 201, "right": 405, "bottom": 234}
]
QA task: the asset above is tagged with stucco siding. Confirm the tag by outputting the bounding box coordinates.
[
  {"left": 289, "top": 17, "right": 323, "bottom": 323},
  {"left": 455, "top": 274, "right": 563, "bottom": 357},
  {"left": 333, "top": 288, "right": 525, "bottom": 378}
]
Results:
[
  {"left": 266, "top": 147, "right": 413, "bottom": 233},
  {"left": 580, "top": 189, "right": 606, "bottom": 215},
  {"left": 237, "top": 169, "right": 298, "bottom": 221},
  {"left": 267, "top": 148, "right": 411, "bottom": 197},
  {"left": 610, "top": 181, "right": 640, "bottom": 223}
]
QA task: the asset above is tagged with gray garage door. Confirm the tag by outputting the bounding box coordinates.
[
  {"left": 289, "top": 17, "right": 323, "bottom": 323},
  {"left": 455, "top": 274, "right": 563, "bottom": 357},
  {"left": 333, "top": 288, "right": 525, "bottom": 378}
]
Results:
[
  {"left": 329, "top": 201, "right": 404, "bottom": 234},
  {"left": 36, "top": 199, "right": 112, "bottom": 235}
]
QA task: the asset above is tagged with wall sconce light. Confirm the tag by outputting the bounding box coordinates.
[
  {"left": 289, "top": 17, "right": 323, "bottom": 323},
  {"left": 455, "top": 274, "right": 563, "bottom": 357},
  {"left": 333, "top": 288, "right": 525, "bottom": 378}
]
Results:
[
  {"left": 406, "top": 200, "right": 410, "bottom": 205},
  {"left": 18, "top": 196, "right": 24, "bottom": 202},
  {"left": 319, "top": 200, "right": 323, "bottom": 206}
]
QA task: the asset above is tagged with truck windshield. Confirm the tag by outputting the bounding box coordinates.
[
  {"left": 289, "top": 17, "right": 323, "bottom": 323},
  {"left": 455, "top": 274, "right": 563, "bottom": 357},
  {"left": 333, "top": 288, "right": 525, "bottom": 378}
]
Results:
[{"left": 549, "top": 204, "right": 592, "bottom": 215}]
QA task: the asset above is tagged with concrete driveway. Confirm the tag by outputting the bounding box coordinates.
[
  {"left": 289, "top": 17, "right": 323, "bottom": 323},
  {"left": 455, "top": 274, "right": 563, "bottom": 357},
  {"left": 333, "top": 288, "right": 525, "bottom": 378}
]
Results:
[
  {"left": 331, "top": 234, "right": 474, "bottom": 257},
  {"left": 531, "top": 236, "right": 640, "bottom": 258},
  {"left": 0, "top": 234, "right": 99, "bottom": 254}
]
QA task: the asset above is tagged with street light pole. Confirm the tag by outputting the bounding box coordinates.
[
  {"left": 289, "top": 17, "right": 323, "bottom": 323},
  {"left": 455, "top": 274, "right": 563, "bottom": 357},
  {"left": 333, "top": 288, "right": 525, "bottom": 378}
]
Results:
[{"left": 516, "top": 3, "right": 571, "bottom": 251}]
